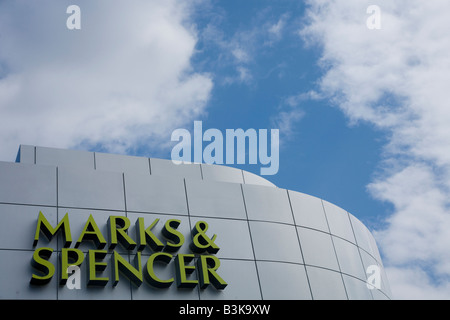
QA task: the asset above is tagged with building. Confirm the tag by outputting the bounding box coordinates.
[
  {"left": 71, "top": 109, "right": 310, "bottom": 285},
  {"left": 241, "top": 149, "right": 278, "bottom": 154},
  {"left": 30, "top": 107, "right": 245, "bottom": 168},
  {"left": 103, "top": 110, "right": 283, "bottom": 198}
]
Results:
[{"left": 0, "top": 145, "right": 391, "bottom": 300}]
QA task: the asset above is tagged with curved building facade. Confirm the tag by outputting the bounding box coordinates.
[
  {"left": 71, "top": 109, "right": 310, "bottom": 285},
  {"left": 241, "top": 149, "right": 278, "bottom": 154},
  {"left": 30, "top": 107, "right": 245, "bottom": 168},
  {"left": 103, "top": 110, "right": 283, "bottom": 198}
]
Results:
[{"left": 0, "top": 145, "right": 391, "bottom": 300}]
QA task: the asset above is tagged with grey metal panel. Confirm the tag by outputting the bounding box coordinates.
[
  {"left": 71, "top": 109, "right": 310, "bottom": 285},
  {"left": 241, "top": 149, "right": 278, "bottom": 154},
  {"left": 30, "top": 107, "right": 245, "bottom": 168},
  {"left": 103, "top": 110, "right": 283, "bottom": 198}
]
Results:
[
  {"left": 199, "top": 259, "right": 262, "bottom": 300},
  {"left": 95, "top": 152, "right": 150, "bottom": 175},
  {"left": 297, "top": 227, "right": 339, "bottom": 271},
  {"left": 185, "top": 179, "right": 246, "bottom": 220},
  {"left": 58, "top": 166, "right": 125, "bottom": 211},
  {"left": 201, "top": 164, "right": 244, "bottom": 184},
  {"left": 150, "top": 158, "right": 202, "bottom": 180},
  {"left": 16, "top": 145, "right": 35, "bottom": 164},
  {"left": 0, "top": 161, "right": 56, "bottom": 206},
  {"left": 306, "top": 266, "right": 348, "bottom": 300},
  {"left": 242, "top": 185, "right": 293, "bottom": 224},
  {"left": 36, "top": 146, "right": 94, "bottom": 169},
  {"left": 333, "top": 236, "right": 366, "bottom": 280},
  {"left": 257, "top": 261, "right": 311, "bottom": 300},
  {"left": 367, "top": 229, "right": 383, "bottom": 264},
  {"left": 380, "top": 264, "right": 392, "bottom": 298},
  {"left": 322, "top": 200, "right": 356, "bottom": 244},
  {"left": 190, "top": 217, "right": 254, "bottom": 260},
  {"left": 342, "top": 274, "right": 373, "bottom": 300},
  {"left": 0, "top": 204, "right": 57, "bottom": 251},
  {"left": 371, "top": 288, "right": 390, "bottom": 300},
  {"left": 242, "top": 170, "right": 276, "bottom": 187},
  {"left": 349, "top": 214, "right": 384, "bottom": 271},
  {"left": 289, "top": 190, "right": 329, "bottom": 232},
  {"left": 348, "top": 213, "right": 373, "bottom": 255},
  {"left": 0, "top": 249, "right": 57, "bottom": 299},
  {"left": 249, "top": 221, "right": 303, "bottom": 264},
  {"left": 124, "top": 173, "right": 188, "bottom": 215}
]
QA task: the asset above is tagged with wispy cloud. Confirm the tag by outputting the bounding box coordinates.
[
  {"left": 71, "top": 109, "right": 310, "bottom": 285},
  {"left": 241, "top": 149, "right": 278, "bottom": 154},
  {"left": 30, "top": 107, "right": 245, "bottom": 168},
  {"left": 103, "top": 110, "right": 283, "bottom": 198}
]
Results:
[
  {"left": 266, "top": 13, "right": 290, "bottom": 45},
  {"left": 0, "top": 0, "right": 212, "bottom": 160},
  {"left": 269, "top": 90, "right": 321, "bottom": 146},
  {"left": 301, "top": 0, "right": 450, "bottom": 299},
  {"left": 199, "top": 8, "right": 291, "bottom": 85},
  {"left": 271, "top": 109, "right": 304, "bottom": 143}
]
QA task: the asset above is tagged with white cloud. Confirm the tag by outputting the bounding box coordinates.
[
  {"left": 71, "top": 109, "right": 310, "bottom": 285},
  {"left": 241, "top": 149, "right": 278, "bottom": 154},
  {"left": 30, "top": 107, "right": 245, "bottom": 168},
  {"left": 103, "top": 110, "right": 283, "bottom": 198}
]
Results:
[
  {"left": 385, "top": 266, "right": 450, "bottom": 300},
  {"left": 283, "top": 91, "right": 322, "bottom": 108},
  {"left": 0, "top": 0, "right": 213, "bottom": 160},
  {"left": 270, "top": 91, "right": 317, "bottom": 142},
  {"left": 231, "top": 47, "right": 251, "bottom": 64},
  {"left": 200, "top": 9, "right": 290, "bottom": 85},
  {"left": 269, "top": 90, "right": 321, "bottom": 147},
  {"left": 271, "top": 109, "right": 304, "bottom": 141},
  {"left": 267, "top": 13, "right": 289, "bottom": 43},
  {"left": 301, "top": 0, "right": 450, "bottom": 299}
]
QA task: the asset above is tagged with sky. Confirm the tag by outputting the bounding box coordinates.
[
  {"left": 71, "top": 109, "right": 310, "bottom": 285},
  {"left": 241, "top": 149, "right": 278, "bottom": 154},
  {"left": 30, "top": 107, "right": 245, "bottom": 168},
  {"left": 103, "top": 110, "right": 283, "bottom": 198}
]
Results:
[{"left": 1, "top": 0, "right": 450, "bottom": 299}]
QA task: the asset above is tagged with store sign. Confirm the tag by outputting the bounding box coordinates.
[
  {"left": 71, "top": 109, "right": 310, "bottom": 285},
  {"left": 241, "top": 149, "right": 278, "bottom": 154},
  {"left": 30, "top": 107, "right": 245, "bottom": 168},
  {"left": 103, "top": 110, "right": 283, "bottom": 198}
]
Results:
[{"left": 30, "top": 212, "right": 227, "bottom": 290}]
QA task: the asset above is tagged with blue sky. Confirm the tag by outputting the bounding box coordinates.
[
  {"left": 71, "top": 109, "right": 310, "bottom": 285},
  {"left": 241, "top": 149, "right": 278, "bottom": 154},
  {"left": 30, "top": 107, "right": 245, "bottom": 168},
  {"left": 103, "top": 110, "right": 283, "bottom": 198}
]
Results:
[
  {"left": 170, "top": 0, "right": 392, "bottom": 229},
  {"left": 1, "top": 0, "right": 450, "bottom": 299}
]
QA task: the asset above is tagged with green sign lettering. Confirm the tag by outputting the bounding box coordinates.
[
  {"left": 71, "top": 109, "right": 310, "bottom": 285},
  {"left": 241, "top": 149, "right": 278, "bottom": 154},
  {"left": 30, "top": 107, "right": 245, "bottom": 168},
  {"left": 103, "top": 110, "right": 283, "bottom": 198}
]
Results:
[
  {"left": 87, "top": 249, "right": 108, "bottom": 287},
  {"left": 175, "top": 254, "right": 198, "bottom": 289},
  {"left": 29, "top": 212, "right": 227, "bottom": 291},
  {"left": 162, "top": 219, "right": 185, "bottom": 252},
  {"left": 145, "top": 252, "right": 174, "bottom": 288},
  {"left": 112, "top": 250, "right": 143, "bottom": 287},
  {"left": 33, "top": 212, "right": 72, "bottom": 248},
  {"left": 76, "top": 214, "right": 107, "bottom": 249},
  {"left": 108, "top": 216, "right": 136, "bottom": 251},
  {"left": 30, "top": 247, "right": 55, "bottom": 285},
  {"left": 198, "top": 255, "right": 227, "bottom": 289},
  {"left": 135, "top": 217, "right": 164, "bottom": 252},
  {"left": 190, "top": 221, "right": 220, "bottom": 254}
]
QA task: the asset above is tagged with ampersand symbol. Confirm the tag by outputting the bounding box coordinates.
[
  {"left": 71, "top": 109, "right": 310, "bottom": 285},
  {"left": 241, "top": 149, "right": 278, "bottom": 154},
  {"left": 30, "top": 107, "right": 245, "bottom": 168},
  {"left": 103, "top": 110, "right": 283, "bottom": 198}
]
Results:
[{"left": 190, "top": 221, "right": 220, "bottom": 254}]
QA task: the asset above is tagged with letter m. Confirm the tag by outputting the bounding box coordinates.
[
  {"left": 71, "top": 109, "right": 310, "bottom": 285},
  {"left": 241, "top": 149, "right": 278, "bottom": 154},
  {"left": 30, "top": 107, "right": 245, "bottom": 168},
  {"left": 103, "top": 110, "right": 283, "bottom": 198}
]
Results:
[
  {"left": 33, "top": 211, "right": 72, "bottom": 247},
  {"left": 226, "top": 128, "right": 257, "bottom": 165}
]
